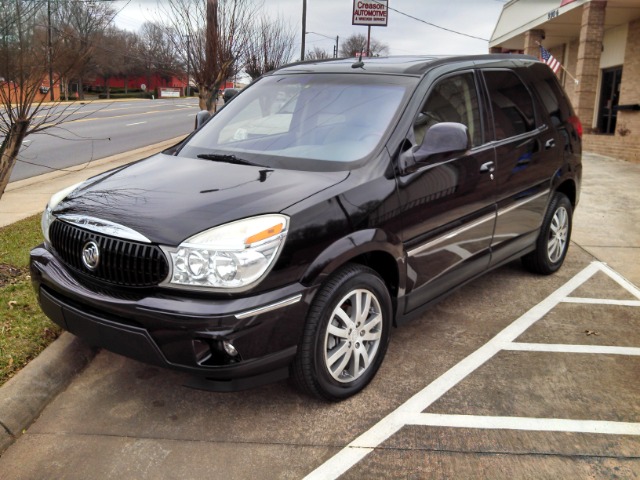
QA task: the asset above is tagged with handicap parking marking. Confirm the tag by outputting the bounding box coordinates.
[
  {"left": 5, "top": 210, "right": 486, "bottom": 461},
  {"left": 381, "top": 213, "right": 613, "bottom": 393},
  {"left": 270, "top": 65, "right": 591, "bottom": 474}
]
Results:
[{"left": 305, "top": 262, "right": 640, "bottom": 480}]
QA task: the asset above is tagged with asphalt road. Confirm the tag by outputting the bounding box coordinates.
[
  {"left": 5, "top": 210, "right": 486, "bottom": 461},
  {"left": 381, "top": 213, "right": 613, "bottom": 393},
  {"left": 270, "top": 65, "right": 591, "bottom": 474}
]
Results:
[{"left": 8, "top": 98, "right": 200, "bottom": 182}]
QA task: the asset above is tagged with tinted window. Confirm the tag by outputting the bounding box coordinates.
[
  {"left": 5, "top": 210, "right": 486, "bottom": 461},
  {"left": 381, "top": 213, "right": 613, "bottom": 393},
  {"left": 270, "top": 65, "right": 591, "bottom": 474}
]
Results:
[
  {"left": 414, "top": 73, "right": 482, "bottom": 147},
  {"left": 484, "top": 70, "right": 536, "bottom": 140},
  {"left": 529, "top": 63, "right": 573, "bottom": 128}
]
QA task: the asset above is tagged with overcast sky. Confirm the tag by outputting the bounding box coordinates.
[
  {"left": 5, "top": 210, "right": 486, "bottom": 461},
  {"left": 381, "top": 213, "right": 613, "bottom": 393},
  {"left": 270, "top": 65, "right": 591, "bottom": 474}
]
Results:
[{"left": 113, "top": 0, "right": 507, "bottom": 57}]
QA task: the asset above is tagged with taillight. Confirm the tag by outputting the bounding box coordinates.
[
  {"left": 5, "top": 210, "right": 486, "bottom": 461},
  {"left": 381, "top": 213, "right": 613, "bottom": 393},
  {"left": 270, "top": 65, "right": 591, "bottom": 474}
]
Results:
[{"left": 568, "top": 115, "right": 582, "bottom": 139}]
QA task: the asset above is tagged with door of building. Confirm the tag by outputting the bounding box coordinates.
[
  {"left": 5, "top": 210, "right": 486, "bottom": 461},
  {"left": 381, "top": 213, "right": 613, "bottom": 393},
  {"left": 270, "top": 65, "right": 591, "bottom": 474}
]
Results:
[{"left": 598, "top": 67, "right": 623, "bottom": 134}]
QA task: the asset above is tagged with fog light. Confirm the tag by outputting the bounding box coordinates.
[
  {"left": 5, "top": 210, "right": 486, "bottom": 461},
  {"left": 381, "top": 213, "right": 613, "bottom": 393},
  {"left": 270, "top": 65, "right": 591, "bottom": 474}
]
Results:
[{"left": 222, "top": 340, "right": 238, "bottom": 357}]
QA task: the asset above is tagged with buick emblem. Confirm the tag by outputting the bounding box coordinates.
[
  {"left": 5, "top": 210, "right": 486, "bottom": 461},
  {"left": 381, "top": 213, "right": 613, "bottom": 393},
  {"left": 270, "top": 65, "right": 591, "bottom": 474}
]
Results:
[{"left": 82, "top": 241, "right": 100, "bottom": 271}]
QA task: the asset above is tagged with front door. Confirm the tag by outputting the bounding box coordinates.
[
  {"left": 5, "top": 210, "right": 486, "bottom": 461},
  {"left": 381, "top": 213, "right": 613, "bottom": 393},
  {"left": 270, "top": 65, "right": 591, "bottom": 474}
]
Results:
[{"left": 397, "top": 72, "right": 497, "bottom": 314}]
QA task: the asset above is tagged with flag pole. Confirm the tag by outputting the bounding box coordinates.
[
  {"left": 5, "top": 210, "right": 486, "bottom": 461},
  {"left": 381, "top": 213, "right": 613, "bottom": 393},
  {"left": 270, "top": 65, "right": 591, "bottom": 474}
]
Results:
[
  {"left": 561, "top": 65, "right": 580, "bottom": 85},
  {"left": 535, "top": 41, "right": 579, "bottom": 85}
]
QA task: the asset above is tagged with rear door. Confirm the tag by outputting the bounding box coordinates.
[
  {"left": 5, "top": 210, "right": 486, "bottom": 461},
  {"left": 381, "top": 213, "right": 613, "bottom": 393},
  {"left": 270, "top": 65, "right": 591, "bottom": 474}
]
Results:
[
  {"left": 482, "top": 69, "right": 562, "bottom": 267},
  {"left": 397, "top": 72, "right": 497, "bottom": 314}
]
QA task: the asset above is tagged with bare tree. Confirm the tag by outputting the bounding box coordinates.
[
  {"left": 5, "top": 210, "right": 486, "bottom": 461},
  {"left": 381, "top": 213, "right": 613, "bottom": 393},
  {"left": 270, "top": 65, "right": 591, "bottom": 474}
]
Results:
[
  {"left": 162, "top": 0, "right": 255, "bottom": 111},
  {"left": 119, "top": 30, "right": 143, "bottom": 94},
  {"left": 94, "top": 27, "right": 126, "bottom": 99},
  {"left": 339, "top": 33, "right": 388, "bottom": 58},
  {"left": 305, "top": 46, "right": 331, "bottom": 61},
  {"left": 137, "top": 22, "right": 183, "bottom": 93},
  {"left": 245, "top": 14, "right": 295, "bottom": 80},
  {"left": 0, "top": 0, "right": 84, "bottom": 200},
  {"left": 57, "top": 0, "right": 116, "bottom": 99}
]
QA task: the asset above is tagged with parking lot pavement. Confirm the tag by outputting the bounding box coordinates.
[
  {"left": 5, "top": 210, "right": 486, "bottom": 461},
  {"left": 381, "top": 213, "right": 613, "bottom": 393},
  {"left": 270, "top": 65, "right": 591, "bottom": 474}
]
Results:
[
  {"left": 0, "top": 246, "right": 638, "bottom": 479},
  {"left": 311, "top": 260, "right": 640, "bottom": 479}
]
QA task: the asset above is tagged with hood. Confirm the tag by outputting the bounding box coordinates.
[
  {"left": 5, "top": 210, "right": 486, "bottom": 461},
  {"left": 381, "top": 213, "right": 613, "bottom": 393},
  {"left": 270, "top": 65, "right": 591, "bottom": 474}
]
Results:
[{"left": 55, "top": 153, "right": 348, "bottom": 245}]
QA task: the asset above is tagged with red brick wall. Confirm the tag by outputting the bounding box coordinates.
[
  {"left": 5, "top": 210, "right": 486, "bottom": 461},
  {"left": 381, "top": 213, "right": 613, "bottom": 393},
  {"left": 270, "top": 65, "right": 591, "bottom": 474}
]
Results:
[
  {"left": 584, "top": 134, "right": 640, "bottom": 163},
  {"left": 617, "top": 18, "right": 640, "bottom": 147}
]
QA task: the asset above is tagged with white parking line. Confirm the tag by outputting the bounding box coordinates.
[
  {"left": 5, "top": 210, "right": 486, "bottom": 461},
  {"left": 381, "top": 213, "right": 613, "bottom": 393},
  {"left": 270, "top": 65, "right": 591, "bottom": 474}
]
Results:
[
  {"left": 304, "top": 262, "right": 640, "bottom": 480},
  {"left": 408, "top": 414, "right": 640, "bottom": 436},
  {"left": 505, "top": 342, "right": 640, "bottom": 356},
  {"left": 562, "top": 298, "right": 640, "bottom": 306}
]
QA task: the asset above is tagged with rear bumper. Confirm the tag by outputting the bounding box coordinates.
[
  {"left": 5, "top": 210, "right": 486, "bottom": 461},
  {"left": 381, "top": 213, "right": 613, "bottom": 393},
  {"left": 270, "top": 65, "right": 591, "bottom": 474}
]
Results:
[{"left": 31, "top": 246, "right": 314, "bottom": 390}]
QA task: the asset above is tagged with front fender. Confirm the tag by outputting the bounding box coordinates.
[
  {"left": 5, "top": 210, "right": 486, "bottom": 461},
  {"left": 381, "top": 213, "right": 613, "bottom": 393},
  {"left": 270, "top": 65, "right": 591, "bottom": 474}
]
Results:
[{"left": 300, "top": 228, "right": 405, "bottom": 287}]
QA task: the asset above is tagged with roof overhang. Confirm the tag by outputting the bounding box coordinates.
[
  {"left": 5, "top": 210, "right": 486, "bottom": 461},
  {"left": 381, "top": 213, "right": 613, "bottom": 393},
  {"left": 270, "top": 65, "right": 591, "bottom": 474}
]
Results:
[{"left": 490, "top": 0, "right": 640, "bottom": 51}]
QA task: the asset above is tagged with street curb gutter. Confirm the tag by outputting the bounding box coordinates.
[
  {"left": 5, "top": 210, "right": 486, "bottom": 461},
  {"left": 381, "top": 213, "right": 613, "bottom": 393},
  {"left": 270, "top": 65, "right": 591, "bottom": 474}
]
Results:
[{"left": 0, "top": 333, "right": 95, "bottom": 454}]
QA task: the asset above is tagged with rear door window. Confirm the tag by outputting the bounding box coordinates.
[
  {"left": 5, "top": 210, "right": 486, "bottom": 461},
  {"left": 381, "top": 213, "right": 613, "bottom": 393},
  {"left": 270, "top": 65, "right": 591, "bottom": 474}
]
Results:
[{"left": 483, "top": 70, "right": 537, "bottom": 140}]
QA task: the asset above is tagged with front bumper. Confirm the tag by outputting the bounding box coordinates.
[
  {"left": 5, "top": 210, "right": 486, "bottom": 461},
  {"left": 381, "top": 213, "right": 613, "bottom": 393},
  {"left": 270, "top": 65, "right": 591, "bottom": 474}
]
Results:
[{"left": 30, "top": 246, "right": 315, "bottom": 391}]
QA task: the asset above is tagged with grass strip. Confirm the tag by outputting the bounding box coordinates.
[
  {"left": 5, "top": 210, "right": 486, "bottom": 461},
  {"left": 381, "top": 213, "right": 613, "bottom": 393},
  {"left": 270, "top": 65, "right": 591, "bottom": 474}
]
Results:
[{"left": 0, "top": 214, "right": 61, "bottom": 386}]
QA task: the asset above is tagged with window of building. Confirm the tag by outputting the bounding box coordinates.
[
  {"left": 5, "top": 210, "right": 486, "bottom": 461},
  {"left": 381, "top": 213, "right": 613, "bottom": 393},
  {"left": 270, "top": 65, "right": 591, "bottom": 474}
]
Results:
[{"left": 598, "top": 66, "right": 623, "bottom": 135}]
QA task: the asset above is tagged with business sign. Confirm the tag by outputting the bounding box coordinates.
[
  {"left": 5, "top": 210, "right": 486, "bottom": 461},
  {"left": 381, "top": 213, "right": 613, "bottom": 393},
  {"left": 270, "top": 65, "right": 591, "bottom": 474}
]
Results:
[{"left": 352, "top": 0, "right": 388, "bottom": 27}]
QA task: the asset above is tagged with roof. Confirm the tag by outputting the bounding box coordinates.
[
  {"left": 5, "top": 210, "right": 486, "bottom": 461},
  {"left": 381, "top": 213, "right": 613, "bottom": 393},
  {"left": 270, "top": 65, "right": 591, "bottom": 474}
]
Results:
[{"left": 272, "top": 54, "right": 540, "bottom": 77}]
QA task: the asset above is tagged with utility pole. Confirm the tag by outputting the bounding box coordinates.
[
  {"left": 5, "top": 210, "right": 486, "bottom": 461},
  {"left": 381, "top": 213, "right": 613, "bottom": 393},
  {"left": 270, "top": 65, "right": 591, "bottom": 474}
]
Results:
[
  {"left": 301, "top": 0, "right": 307, "bottom": 61},
  {"left": 186, "top": 35, "right": 190, "bottom": 97},
  {"left": 47, "top": 0, "right": 54, "bottom": 101}
]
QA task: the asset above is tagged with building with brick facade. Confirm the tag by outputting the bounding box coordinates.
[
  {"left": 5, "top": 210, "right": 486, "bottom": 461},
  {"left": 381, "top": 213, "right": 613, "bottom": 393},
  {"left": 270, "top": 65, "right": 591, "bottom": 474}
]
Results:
[{"left": 490, "top": 0, "right": 640, "bottom": 163}]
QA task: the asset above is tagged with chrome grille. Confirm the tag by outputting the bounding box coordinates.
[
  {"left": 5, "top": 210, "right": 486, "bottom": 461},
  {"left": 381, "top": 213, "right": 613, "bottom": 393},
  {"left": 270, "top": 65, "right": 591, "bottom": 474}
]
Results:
[{"left": 49, "top": 220, "right": 169, "bottom": 287}]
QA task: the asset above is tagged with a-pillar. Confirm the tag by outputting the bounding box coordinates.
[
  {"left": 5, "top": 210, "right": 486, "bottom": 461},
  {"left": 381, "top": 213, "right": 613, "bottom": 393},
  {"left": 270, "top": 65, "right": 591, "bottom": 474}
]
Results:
[
  {"left": 524, "top": 29, "right": 545, "bottom": 57},
  {"left": 575, "top": 0, "right": 607, "bottom": 131}
]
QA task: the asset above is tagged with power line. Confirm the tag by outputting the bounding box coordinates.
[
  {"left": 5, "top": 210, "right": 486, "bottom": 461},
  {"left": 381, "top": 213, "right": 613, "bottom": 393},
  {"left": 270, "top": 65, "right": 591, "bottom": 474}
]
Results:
[{"left": 369, "top": 0, "right": 489, "bottom": 42}]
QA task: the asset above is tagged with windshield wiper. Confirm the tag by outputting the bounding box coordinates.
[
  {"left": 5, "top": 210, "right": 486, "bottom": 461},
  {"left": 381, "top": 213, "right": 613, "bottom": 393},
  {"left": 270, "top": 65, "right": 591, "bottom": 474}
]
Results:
[{"left": 196, "top": 153, "right": 264, "bottom": 167}]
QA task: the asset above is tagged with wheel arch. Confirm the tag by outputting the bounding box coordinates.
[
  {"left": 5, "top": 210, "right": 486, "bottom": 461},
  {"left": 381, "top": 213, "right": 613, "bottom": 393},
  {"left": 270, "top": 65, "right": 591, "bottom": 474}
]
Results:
[
  {"left": 300, "top": 229, "right": 403, "bottom": 304},
  {"left": 554, "top": 179, "right": 577, "bottom": 208}
]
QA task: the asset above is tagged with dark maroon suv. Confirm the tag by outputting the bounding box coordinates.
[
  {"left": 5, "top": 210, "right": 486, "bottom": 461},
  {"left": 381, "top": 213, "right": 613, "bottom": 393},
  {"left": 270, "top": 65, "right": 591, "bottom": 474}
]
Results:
[{"left": 31, "top": 55, "right": 582, "bottom": 400}]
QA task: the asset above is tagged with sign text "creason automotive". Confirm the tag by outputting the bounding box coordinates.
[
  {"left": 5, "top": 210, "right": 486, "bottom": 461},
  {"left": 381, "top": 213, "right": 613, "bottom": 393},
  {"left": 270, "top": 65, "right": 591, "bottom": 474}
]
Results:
[{"left": 354, "top": 1, "right": 388, "bottom": 19}]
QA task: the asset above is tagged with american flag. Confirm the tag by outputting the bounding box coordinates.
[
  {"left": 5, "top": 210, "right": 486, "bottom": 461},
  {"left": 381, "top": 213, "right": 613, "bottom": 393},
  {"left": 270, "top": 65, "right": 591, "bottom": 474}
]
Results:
[{"left": 540, "top": 45, "right": 561, "bottom": 74}]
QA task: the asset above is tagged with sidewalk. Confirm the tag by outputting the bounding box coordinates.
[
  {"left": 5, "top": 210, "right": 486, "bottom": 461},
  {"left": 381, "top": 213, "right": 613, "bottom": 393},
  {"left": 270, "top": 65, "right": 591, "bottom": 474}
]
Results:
[{"left": 0, "top": 150, "right": 639, "bottom": 456}]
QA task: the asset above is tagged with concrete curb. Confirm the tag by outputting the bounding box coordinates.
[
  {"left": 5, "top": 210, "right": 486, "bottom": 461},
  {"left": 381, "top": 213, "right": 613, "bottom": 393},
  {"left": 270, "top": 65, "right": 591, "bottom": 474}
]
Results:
[{"left": 0, "top": 332, "right": 96, "bottom": 453}]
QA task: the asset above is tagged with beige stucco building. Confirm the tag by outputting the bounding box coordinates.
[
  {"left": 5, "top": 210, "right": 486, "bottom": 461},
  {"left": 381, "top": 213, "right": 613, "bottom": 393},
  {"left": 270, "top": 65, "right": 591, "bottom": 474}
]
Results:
[{"left": 490, "top": 0, "right": 640, "bottom": 163}]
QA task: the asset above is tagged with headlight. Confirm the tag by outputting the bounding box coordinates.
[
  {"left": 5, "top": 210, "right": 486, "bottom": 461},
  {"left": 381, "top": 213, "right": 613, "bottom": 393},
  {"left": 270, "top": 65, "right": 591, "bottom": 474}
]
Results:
[
  {"left": 41, "top": 181, "right": 84, "bottom": 244},
  {"left": 164, "top": 214, "right": 289, "bottom": 291}
]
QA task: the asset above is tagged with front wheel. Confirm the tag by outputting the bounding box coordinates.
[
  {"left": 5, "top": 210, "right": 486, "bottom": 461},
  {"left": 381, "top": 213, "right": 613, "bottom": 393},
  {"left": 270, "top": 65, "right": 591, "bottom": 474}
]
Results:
[
  {"left": 522, "top": 192, "right": 573, "bottom": 275},
  {"left": 292, "top": 264, "right": 392, "bottom": 401}
]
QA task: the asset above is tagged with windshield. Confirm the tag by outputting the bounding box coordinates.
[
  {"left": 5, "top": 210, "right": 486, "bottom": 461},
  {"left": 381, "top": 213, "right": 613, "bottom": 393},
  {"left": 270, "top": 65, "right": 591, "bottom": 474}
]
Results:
[{"left": 179, "top": 73, "right": 417, "bottom": 171}]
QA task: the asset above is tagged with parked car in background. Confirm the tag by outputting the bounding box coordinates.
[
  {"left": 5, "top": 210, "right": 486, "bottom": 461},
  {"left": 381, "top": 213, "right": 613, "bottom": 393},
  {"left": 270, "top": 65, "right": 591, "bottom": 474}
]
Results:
[{"left": 31, "top": 55, "right": 581, "bottom": 400}]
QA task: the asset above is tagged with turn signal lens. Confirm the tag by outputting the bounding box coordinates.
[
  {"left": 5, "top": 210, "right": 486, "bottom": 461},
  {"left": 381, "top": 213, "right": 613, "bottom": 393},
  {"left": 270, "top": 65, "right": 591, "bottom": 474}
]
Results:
[{"left": 245, "top": 224, "right": 284, "bottom": 245}]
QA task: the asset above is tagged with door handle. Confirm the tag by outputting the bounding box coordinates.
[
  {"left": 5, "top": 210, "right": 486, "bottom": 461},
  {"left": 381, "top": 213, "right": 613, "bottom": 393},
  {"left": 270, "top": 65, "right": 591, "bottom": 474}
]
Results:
[
  {"left": 480, "top": 161, "right": 495, "bottom": 173},
  {"left": 545, "top": 138, "right": 556, "bottom": 149}
]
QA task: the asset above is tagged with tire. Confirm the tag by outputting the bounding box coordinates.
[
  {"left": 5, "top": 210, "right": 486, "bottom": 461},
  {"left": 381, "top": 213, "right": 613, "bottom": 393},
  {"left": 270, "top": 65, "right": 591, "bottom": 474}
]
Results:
[
  {"left": 292, "top": 264, "right": 392, "bottom": 401},
  {"left": 522, "top": 192, "right": 573, "bottom": 275}
]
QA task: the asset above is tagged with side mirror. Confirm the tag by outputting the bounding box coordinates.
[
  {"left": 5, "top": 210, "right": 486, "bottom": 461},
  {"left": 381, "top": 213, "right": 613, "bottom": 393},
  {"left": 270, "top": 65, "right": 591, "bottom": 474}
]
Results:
[
  {"left": 398, "top": 122, "right": 471, "bottom": 175},
  {"left": 223, "top": 88, "right": 239, "bottom": 104},
  {"left": 195, "top": 110, "right": 212, "bottom": 130},
  {"left": 415, "top": 122, "right": 471, "bottom": 161}
]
